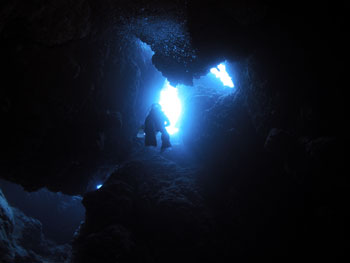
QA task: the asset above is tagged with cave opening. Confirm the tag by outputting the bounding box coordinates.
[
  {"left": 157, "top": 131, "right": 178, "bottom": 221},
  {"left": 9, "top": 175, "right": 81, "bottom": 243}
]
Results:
[
  {"left": 0, "top": 2, "right": 344, "bottom": 262},
  {"left": 138, "top": 40, "right": 236, "bottom": 141},
  {"left": 159, "top": 80, "right": 182, "bottom": 135},
  {"left": 210, "top": 63, "right": 234, "bottom": 88}
]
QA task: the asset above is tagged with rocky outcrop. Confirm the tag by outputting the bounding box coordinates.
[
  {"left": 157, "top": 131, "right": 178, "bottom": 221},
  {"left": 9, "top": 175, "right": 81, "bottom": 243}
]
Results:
[
  {"left": 0, "top": 179, "right": 85, "bottom": 245},
  {"left": 72, "top": 151, "right": 212, "bottom": 263},
  {"left": 180, "top": 83, "right": 258, "bottom": 169},
  {"left": 0, "top": 189, "right": 71, "bottom": 263}
]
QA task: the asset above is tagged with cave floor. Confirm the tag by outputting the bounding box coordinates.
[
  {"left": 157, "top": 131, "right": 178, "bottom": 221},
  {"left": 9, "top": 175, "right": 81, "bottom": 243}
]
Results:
[
  {"left": 78, "top": 134, "right": 336, "bottom": 262},
  {"left": 77, "top": 136, "right": 225, "bottom": 262}
]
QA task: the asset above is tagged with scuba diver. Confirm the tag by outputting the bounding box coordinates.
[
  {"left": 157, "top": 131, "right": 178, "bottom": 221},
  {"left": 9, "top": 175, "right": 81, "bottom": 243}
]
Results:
[{"left": 144, "top": 103, "right": 171, "bottom": 151}]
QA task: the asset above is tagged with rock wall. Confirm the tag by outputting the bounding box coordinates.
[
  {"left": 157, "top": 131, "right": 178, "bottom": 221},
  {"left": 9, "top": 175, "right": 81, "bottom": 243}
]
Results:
[
  {"left": 0, "top": 1, "right": 167, "bottom": 194},
  {"left": 72, "top": 156, "right": 211, "bottom": 263},
  {"left": 1, "top": 0, "right": 343, "bottom": 196},
  {"left": 0, "top": 1, "right": 345, "bottom": 261},
  {"left": 0, "top": 179, "right": 85, "bottom": 244},
  {"left": 0, "top": 189, "right": 70, "bottom": 263}
]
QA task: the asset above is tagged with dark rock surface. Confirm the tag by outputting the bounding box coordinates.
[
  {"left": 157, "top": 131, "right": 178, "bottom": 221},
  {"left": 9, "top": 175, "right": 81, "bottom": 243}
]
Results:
[
  {"left": 73, "top": 132, "right": 346, "bottom": 262},
  {"left": 0, "top": 179, "right": 85, "bottom": 245},
  {"left": 0, "top": 189, "right": 71, "bottom": 263},
  {"left": 0, "top": 1, "right": 346, "bottom": 262},
  {"left": 72, "top": 146, "right": 212, "bottom": 263},
  {"left": 0, "top": 16, "right": 164, "bottom": 194}
]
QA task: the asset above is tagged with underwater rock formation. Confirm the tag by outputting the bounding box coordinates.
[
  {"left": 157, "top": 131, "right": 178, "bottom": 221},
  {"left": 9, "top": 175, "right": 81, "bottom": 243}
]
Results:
[
  {"left": 0, "top": 189, "right": 71, "bottom": 263},
  {"left": 1, "top": 0, "right": 343, "bottom": 194},
  {"left": 0, "top": 1, "right": 345, "bottom": 262},
  {"left": 72, "top": 154, "right": 212, "bottom": 263}
]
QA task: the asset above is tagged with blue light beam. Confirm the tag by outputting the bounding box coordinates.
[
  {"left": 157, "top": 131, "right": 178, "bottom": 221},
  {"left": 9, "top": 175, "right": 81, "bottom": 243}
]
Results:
[{"left": 159, "top": 80, "right": 182, "bottom": 135}]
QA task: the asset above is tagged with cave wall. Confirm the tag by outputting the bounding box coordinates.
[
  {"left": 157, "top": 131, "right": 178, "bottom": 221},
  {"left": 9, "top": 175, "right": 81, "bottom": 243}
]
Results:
[
  {"left": 1, "top": 31, "right": 141, "bottom": 194},
  {"left": 0, "top": 1, "right": 345, "bottom": 261},
  {"left": 0, "top": 0, "right": 174, "bottom": 194},
  {"left": 177, "top": 1, "right": 344, "bottom": 168},
  {"left": 1, "top": 0, "right": 343, "bottom": 196},
  {"left": 0, "top": 189, "right": 71, "bottom": 263},
  {"left": 0, "top": 179, "right": 85, "bottom": 244}
]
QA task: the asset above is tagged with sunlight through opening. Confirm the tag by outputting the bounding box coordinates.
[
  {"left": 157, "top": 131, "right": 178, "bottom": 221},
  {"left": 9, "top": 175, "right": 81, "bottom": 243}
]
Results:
[
  {"left": 210, "top": 63, "right": 234, "bottom": 88},
  {"left": 159, "top": 80, "right": 182, "bottom": 135}
]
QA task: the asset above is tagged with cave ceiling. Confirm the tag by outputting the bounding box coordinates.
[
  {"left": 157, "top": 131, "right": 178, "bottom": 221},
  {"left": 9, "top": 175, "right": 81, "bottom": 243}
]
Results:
[{"left": 1, "top": 0, "right": 270, "bottom": 85}]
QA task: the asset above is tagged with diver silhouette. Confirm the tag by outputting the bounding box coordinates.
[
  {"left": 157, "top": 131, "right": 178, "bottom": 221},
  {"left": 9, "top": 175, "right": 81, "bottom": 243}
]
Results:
[{"left": 144, "top": 103, "right": 171, "bottom": 151}]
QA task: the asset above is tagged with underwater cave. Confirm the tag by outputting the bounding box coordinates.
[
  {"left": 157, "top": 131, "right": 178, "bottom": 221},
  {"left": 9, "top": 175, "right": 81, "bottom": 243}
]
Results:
[{"left": 0, "top": 1, "right": 345, "bottom": 263}]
